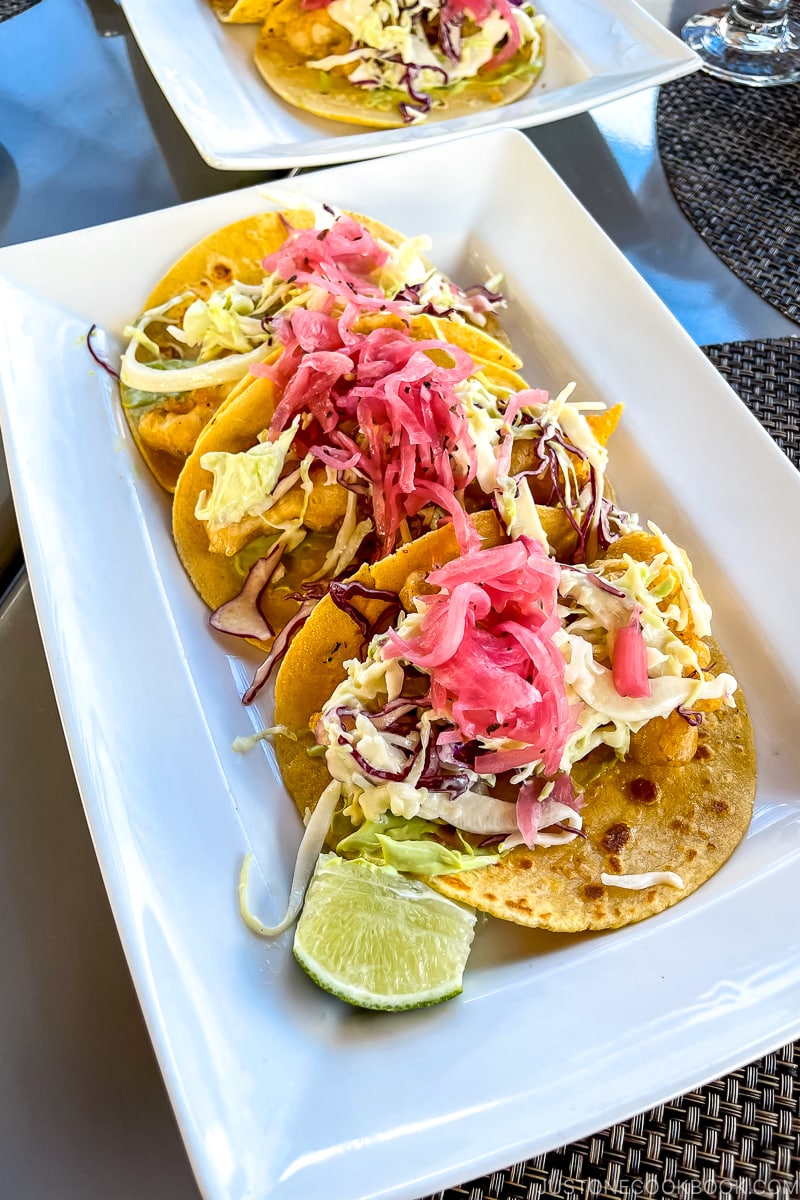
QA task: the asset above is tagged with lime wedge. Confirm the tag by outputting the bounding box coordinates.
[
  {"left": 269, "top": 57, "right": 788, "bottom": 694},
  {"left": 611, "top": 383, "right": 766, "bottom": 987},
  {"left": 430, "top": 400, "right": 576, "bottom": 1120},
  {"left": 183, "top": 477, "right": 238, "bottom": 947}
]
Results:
[{"left": 293, "top": 854, "right": 476, "bottom": 1011}]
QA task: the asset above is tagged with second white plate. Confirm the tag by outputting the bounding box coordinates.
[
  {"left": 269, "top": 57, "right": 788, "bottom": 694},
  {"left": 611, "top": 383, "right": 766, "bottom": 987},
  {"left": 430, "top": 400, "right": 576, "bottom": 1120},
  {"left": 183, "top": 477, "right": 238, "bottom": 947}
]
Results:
[{"left": 120, "top": 0, "right": 698, "bottom": 168}]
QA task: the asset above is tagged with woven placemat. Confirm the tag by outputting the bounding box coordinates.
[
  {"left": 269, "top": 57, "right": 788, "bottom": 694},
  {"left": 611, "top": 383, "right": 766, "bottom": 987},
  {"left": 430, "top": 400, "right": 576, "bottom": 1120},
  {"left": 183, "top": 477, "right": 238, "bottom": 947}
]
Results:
[
  {"left": 0, "top": 0, "right": 41, "bottom": 20},
  {"left": 656, "top": 23, "right": 800, "bottom": 326},
  {"left": 706, "top": 337, "right": 800, "bottom": 465},
  {"left": 425, "top": 337, "right": 800, "bottom": 1200}
]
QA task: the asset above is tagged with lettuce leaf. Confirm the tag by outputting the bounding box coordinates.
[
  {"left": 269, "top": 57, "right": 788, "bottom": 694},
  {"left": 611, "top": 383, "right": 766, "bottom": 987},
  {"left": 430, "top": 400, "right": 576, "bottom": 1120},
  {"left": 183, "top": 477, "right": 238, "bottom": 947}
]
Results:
[{"left": 338, "top": 814, "right": 499, "bottom": 876}]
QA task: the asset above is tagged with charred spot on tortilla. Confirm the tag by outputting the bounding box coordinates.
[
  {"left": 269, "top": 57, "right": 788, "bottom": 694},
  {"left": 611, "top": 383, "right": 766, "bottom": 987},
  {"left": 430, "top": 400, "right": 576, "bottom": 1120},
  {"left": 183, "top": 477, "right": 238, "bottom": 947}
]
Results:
[
  {"left": 628, "top": 778, "right": 660, "bottom": 805},
  {"left": 211, "top": 257, "right": 235, "bottom": 280},
  {"left": 601, "top": 824, "right": 631, "bottom": 853}
]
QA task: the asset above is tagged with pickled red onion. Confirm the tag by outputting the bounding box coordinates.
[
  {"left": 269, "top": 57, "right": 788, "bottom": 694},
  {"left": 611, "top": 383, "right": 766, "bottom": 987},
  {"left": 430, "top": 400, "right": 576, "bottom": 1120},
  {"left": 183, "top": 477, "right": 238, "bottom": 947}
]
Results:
[
  {"left": 263, "top": 214, "right": 388, "bottom": 293},
  {"left": 502, "top": 387, "right": 549, "bottom": 429},
  {"left": 289, "top": 309, "right": 342, "bottom": 352},
  {"left": 386, "top": 538, "right": 572, "bottom": 775},
  {"left": 612, "top": 605, "right": 651, "bottom": 699},
  {"left": 516, "top": 779, "right": 544, "bottom": 847},
  {"left": 486, "top": 0, "right": 522, "bottom": 69},
  {"left": 255, "top": 323, "right": 481, "bottom": 557}
]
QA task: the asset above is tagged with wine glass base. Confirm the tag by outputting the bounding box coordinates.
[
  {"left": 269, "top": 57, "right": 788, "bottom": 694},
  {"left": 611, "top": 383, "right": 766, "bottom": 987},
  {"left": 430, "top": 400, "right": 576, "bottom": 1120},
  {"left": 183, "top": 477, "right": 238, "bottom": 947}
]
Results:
[{"left": 682, "top": 8, "right": 800, "bottom": 85}]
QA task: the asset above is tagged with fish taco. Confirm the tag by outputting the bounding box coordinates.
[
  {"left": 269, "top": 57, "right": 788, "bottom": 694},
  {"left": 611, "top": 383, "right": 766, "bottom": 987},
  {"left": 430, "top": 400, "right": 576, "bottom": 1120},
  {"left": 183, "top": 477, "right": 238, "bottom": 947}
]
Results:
[
  {"left": 172, "top": 308, "right": 625, "bottom": 699},
  {"left": 120, "top": 204, "right": 516, "bottom": 491},
  {"left": 273, "top": 511, "right": 756, "bottom": 931},
  {"left": 254, "top": 0, "right": 546, "bottom": 128}
]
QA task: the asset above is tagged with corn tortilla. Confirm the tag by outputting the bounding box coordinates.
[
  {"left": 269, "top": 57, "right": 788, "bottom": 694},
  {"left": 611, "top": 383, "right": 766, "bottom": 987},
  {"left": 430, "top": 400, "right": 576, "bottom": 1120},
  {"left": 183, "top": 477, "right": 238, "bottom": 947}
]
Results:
[
  {"left": 432, "top": 660, "right": 754, "bottom": 931},
  {"left": 122, "top": 209, "right": 315, "bottom": 493}
]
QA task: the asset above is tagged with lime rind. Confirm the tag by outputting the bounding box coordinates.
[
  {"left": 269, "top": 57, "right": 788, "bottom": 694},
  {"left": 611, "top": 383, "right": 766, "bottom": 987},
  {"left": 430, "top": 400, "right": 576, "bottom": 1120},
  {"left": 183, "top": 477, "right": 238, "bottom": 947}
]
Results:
[{"left": 292, "top": 950, "right": 463, "bottom": 1011}]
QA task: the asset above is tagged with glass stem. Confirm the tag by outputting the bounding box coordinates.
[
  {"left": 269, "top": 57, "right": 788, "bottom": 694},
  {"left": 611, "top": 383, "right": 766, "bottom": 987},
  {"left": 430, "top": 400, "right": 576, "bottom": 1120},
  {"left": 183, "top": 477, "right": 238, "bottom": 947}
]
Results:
[{"left": 728, "top": 0, "right": 789, "bottom": 30}]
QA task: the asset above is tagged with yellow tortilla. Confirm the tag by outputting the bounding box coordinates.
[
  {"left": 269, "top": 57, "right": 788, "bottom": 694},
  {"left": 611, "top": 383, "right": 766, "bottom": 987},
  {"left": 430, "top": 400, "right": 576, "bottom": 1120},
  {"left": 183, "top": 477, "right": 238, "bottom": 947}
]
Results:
[
  {"left": 412, "top": 312, "right": 520, "bottom": 372},
  {"left": 254, "top": 0, "right": 543, "bottom": 129},
  {"left": 273, "top": 520, "right": 756, "bottom": 932},
  {"left": 173, "top": 373, "right": 290, "bottom": 636},
  {"left": 211, "top": 0, "right": 274, "bottom": 21}
]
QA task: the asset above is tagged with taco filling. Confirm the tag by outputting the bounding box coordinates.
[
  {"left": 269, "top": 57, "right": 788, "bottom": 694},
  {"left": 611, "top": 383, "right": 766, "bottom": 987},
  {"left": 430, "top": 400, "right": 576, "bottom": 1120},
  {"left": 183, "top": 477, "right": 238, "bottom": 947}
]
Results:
[{"left": 318, "top": 532, "right": 735, "bottom": 842}]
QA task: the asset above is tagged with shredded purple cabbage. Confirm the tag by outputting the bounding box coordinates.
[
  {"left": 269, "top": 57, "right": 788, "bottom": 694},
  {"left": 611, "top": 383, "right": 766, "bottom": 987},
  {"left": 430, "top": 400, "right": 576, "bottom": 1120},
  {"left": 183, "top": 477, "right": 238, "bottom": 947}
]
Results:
[
  {"left": 399, "top": 102, "right": 421, "bottom": 124},
  {"left": 464, "top": 283, "right": 504, "bottom": 305},
  {"left": 583, "top": 571, "right": 626, "bottom": 598},
  {"left": 87, "top": 324, "right": 121, "bottom": 381},
  {"left": 551, "top": 822, "right": 588, "bottom": 839},
  {"left": 391, "top": 58, "right": 450, "bottom": 122},
  {"left": 392, "top": 284, "right": 459, "bottom": 320},
  {"left": 421, "top": 769, "right": 472, "bottom": 795},
  {"left": 337, "top": 478, "right": 371, "bottom": 496},
  {"left": 439, "top": 14, "right": 463, "bottom": 61},
  {"left": 447, "top": 739, "right": 480, "bottom": 769},
  {"left": 328, "top": 579, "right": 401, "bottom": 637},
  {"left": 370, "top": 700, "right": 418, "bottom": 730},
  {"left": 286, "top": 582, "right": 329, "bottom": 602},
  {"left": 242, "top": 597, "right": 318, "bottom": 704},
  {"left": 596, "top": 498, "right": 616, "bottom": 550},
  {"left": 210, "top": 550, "right": 282, "bottom": 641},
  {"left": 573, "top": 466, "right": 600, "bottom": 561},
  {"left": 513, "top": 423, "right": 591, "bottom": 553},
  {"left": 346, "top": 738, "right": 416, "bottom": 782},
  {"left": 344, "top": 723, "right": 472, "bottom": 795}
]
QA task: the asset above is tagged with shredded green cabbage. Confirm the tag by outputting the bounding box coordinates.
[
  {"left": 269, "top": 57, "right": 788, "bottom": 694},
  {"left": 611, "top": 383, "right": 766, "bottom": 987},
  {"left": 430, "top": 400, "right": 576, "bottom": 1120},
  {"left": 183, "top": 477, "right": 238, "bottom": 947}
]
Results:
[
  {"left": 338, "top": 814, "right": 499, "bottom": 876},
  {"left": 232, "top": 726, "right": 296, "bottom": 754},
  {"left": 238, "top": 779, "right": 342, "bottom": 937},
  {"left": 195, "top": 420, "right": 299, "bottom": 532}
]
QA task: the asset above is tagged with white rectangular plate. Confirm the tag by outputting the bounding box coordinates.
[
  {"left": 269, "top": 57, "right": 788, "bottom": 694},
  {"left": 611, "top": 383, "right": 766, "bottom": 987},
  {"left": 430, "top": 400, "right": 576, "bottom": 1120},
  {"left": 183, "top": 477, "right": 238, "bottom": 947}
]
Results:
[
  {"left": 119, "top": 0, "right": 698, "bottom": 168},
  {"left": 1, "top": 131, "right": 799, "bottom": 1200}
]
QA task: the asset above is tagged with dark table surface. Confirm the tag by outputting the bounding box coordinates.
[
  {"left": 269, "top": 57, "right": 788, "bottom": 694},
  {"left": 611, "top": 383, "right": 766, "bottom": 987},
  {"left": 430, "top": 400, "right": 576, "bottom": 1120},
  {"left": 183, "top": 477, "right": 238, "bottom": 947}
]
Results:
[{"left": 0, "top": 1, "right": 797, "bottom": 1198}]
